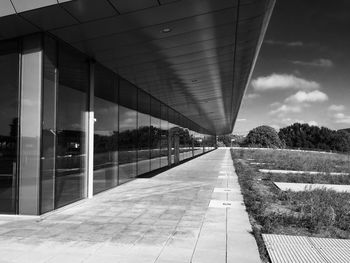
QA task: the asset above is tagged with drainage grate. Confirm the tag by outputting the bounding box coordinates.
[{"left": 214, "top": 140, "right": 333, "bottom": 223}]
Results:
[{"left": 263, "top": 234, "right": 350, "bottom": 263}]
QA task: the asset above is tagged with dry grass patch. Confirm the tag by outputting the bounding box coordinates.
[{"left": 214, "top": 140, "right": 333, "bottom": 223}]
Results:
[{"left": 236, "top": 148, "right": 350, "bottom": 173}]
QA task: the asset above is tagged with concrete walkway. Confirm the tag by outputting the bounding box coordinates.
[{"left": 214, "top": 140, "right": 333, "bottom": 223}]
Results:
[{"left": 0, "top": 149, "right": 260, "bottom": 263}]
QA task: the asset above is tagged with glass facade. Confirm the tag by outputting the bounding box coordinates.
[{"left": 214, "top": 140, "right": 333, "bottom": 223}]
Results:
[
  {"left": 150, "top": 98, "right": 161, "bottom": 171},
  {"left": 137, "top": 90, "right": 151, "bottom": 176},
  {"left": 0, "top": 33, "right": 216, "bottom": 215},
  {"left": 118, "top": 79, "right": 138, "bottom": 184},
  {"left": 93, "top": 64, "right": 118, "bottom": 194},
  {"left": 0, "top": 40, "right": 19, "bottom": 214},
  {"left": 55, "top": 44, "right": 88, "bottom": 208},
  {"left": 160, "top": 104, "right": 168, "bottom": 168}
]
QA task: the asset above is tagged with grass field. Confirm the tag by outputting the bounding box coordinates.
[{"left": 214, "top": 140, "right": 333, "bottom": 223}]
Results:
[
  {"left": 235, "top": 147, "right": 350, "bottom": 173},
  {"left": 231, "top": 148, "right": 350, "bottom": 262}
]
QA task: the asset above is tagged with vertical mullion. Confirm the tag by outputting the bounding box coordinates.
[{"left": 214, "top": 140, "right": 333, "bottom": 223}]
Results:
[{"left": 16, "top": 41, "right": 22, "bottom": 215}]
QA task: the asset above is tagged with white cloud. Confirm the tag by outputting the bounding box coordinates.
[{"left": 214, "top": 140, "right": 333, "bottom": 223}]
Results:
[
  {"left": 270, "top": 104, "right": 303, "bottom": 115},
  {"left": 292, "top": 58, "right": 334, "bottom": 68},
  {"left": 270, "top": 124, "right": 280, "bottom": 131},
  {"left": 333, "top": 112, "right": 350, "bottom": 124},
  {"left": 245, "top": 93, "right": 260, "bottom": 99},
  {"left": 270, "top": 90, "right": 327, "bottom": 117},
  {"left": 308, "top": 120, "right": 318, "bottom": 126},
  {"left": 279, "top": 118, "right": 318, "bottom": 127},
  {"left": 270, "top": 102, "right": 281, "bottom": 108},
  {"left": 334, "top": 113, "right": 345, "bottom": 119},
  {"left": 252, "top": 74, "right": 320, "bottom": 91},
  {"left": 328, "top": 104, "right": 345, "bottom": 111},
  {"left": 237, "top": 118, "right": 247, "bottom": 122},
  {"left": 264, "top": 40, "right": 304, "bottom": 47},
  {"left": 285, "top": 90, "right": 328, "bottom": 103}
]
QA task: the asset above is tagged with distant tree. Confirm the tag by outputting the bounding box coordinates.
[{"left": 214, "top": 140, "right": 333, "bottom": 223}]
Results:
[
  {"left": 244, "top": 125, "right": 284, "bottom": 148},
  {"left": 217, "top": 134, "right": 233, "bottom": 147},
  {"left": 330, "top": 130, "right": 350, "bottom": 152},
  {"left": 278, "top": 123, "right": 350, "bottom": 153}
]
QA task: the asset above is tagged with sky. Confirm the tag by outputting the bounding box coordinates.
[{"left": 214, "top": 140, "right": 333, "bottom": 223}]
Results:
[{"left": 233, "top": 0, "right": 350, "bottom": 135}]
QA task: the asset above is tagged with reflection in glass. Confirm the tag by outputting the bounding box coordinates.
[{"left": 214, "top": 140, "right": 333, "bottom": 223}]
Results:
[
  {"left": 179, "top": 127, "right": 191, "bottom": 161},
  {"left": 137, "top": 90, "right": 150, "bottom": 175},
  {"left": 0, "top": 41, "right": 19, "bottom": 214},
  {"left": 150, "top": 99, "right": 161, "bottom": 170},
  {"left": 93, "top": 65, "right": 118, "bottom": 194},
  {"left": 137, "top": 112, "right": 150, "bottom": 175},
  {"left": 160, "top": 104, "right": 168, "bottom": 167},
  {"left": 94, "top": 97, "right": 118, "bottom": 194},
  {"left": 168, "top": 109, "right": 177, "bottom": 164},
  {"left": 118, "top": 79, "right": 137, "bottom": 183},
  {"left": 55, "top": 45, "right": 88, "bottom": 208},
  {"left": 197, "top": 133, "right": 205, "bottom": 155},
  {"left": 118, "top": 106, "right": 137, "bottom": 183}
]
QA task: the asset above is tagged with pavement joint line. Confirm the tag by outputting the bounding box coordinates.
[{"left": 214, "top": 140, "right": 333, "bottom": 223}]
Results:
[
  {"left": 153, "top": 213, "right": 186, "bottom": 263},
  {"left": 189, "top": 201, "right": 214, "bottom": 262},
  {"left": 225, "top": 206, "right": 228, "bottom": 263}
]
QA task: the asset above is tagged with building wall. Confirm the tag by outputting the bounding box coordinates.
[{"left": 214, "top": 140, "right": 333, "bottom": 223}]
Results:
[{"left": 0, "top": 33, "right": 216, "bottom": 215}]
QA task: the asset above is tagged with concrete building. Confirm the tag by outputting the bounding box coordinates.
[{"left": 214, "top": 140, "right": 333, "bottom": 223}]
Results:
[{"left": 0, "top": 0, "right": 275, "bottom": 215}]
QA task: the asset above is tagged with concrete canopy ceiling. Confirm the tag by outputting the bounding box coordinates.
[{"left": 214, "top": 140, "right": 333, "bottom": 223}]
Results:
[{"left": 0, "top": 0, "right": 275, "bottom": 135}]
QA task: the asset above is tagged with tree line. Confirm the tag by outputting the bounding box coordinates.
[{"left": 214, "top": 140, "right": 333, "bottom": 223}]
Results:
[
  {"left": 218, "top": 123, "right": 350, "bottom": 153},
  {"left": 278, "top": 123, "right": 350, "bottom": 152}
]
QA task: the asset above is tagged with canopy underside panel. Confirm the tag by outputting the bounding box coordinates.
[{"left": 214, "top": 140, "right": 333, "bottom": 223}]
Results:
[{"left": 0, "top": 0, "right": 275, "bottom": 135}]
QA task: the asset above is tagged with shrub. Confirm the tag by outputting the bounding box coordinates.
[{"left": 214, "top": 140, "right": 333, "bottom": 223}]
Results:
[{"left": 244, "top": 125, "right": 284, "bottom": 148}]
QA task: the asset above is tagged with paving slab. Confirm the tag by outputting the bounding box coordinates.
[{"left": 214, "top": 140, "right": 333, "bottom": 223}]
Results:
[
  {"left": 274, "top": 182, "right": 350, "bottom": 193},
  {"left": 0, "top": 149, "right": 259, "bottom": 262}
]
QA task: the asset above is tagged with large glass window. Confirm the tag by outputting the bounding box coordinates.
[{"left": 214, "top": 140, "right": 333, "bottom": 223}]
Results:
[
  {"left": 150, "top": 98, "right": 161, "bottom": 170},
  {"left": 55, "top": 44, "right": 88, "bottom": 208},
  {"left": 168, "top": 109, "right": 177, "bottom": 165},
  {"left": 0, "top": 40, "right": 19, "bottom": 214},
  {"left": 93, "top": 65, "right": 118, "bottom": 194},
  {"left": 182, "top": 119, "right": 192, "bottom": 160},
  {"left": 118, "top": 79, "right": 137, "bottom": 184},
  {"left": 137, "top": 90, "right": 150, "bottom": 176},
  {"left": 160, "top": 104, "right": 168, "bottom": 168}
]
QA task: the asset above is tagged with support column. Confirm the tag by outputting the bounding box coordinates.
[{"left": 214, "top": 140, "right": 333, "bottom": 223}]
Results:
[{"left": 18, "top": 35, "right": 42, "bottom": 215}]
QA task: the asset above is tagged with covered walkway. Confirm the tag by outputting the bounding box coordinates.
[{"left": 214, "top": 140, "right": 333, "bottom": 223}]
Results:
[{"left": 0, "top": 149, "right": 260, "bottom": 263}]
